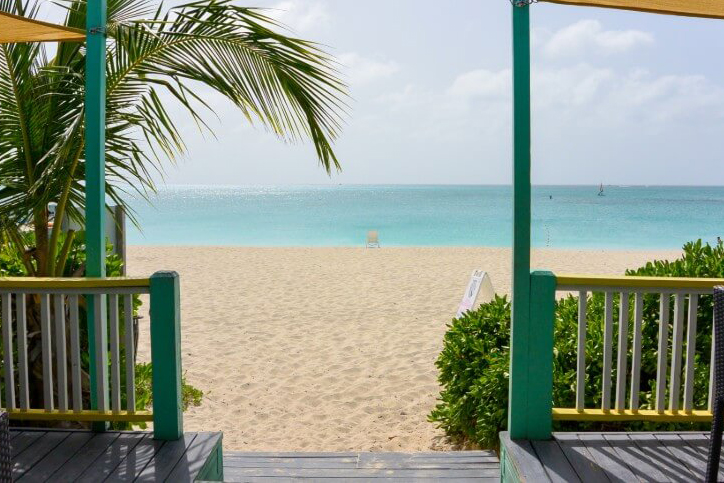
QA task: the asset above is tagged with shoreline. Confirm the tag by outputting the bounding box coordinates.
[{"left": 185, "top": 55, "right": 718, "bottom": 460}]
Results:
[{"left": 128, "top": 246, "right": 680, "bottom": 451}]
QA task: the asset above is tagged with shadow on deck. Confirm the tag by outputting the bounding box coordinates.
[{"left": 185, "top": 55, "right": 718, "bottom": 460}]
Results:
[
  {"left": 500, "top": 431, "right": 719, "bottom": 482},
  {"left": 10, "top": 428, "right": 222, "bottom": 481}
]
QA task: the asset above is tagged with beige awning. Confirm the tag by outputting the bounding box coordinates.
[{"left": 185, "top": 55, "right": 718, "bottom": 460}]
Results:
[
  {"left": 0, "top": 11, "right": 85, "bottom": 43},
  {"left": 540, "top": 0, "right": 724, "bottom": 19}
]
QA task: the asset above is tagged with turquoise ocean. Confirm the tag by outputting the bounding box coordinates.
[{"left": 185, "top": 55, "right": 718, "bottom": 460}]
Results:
[{"left": 125, "top": 185, "right": 724, "bottom": 248}]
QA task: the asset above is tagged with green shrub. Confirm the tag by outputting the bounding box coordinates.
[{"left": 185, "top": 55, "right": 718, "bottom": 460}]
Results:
[
  {"left": 430, "top": 240, "right": 724, "bottom": 449},
  {"left": 116, "top": 363, "right": 203, "bottom": 430}
]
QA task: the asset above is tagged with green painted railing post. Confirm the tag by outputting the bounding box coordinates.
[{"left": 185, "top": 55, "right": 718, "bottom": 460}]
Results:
[
  {"left": 527, "top": 271, "right": 556, "bottom": 439},
  {"left": 508, "top": 0, "right": 533, "bottom": 439},
  {"left": 85, "top": 0, "right": 108, "bottom": 431},
  {"left": 150, "top": 271, "right": 183, "bottom": 440}
]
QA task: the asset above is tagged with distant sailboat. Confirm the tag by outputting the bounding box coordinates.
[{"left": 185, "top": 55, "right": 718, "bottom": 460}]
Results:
[{"left": 598, "top": 183, "right": 605, "bottom": 196}]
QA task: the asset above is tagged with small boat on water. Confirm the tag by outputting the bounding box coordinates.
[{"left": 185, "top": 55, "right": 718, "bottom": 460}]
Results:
[{"left": 598, "top": 183, "right": 605, "bottom": 196}]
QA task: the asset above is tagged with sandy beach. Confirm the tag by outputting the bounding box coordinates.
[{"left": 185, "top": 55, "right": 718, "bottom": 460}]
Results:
[{"left": 128, "top": 246, "right": 679, "bottom": 451}]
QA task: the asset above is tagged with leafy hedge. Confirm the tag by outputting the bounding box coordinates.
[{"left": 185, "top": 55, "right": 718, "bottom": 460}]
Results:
[{"left": 430, "top": 240, "right": 724, "bottom": 448}]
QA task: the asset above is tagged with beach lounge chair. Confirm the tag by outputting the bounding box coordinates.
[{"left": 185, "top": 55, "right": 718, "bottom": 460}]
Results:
[
  {"left": 706, "top": 286, "right": 724, "bottom": 482},
  {"left": 366, "top": 230, "right": 380, "bottom": 248}
]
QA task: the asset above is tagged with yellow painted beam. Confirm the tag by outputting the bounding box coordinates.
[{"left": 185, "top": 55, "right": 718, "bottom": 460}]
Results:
[
  {"left": 553, "top": 407, "right": 712, "bottom": 422},
  {"left": 0, "top": 11, "right": 85, "bottom": 44},
  {"left": 540, "top": 0, "right": 724, "bottom": 20},
  {"left": 7, "top": 409, "right": 153, "bottom": 422},
  {"left": 0, "top": 277, "right": 150, "bottom": 289},
  {"left": 555, "top": 274, "right": 724, "bottom": 290}
]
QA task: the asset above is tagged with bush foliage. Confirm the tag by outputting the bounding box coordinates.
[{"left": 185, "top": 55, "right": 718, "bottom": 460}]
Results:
[{"left": 430, "top": 240, "right": 724, "bottom": 448}]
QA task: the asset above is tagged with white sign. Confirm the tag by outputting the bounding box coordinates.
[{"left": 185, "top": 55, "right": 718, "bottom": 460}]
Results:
[{"left": 456, "top": 270, "right": 494, "bottom": 318}]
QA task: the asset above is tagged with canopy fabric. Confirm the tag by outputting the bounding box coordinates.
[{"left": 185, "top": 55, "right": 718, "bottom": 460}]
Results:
[
  {"left": 540, "top": 0, "right": 724, "bottom": 19},
  {"left": 0, "top": 11, "right": 85, "bottom": 43}
]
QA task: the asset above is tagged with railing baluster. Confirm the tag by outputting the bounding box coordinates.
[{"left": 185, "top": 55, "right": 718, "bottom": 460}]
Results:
[
  {"left": 2, "top": 293, "right": 15, "bottom": 410},
  {"left": 16, "top": 293, "right": 29, "bottom": 410},
  {"left": 109, "top": 294, "right": 121, "bottom": 413},
  {"left": 93, "top": 293, "right": 108, "bottom": 412},
  {"left": 40, "top": 294, "right": 54, "bottom": 412},
  {"left": 69, "top": 295, "right": 82, "bottom": 412},
  {"left": 124, "top": 294, "right": 136, "bottom": 413},
  {"left": 669, "top": 294, "right": 685, "bottom": 411},
  {"left": 615, "top": 291, "right": 629, "bottom": 411},
  {"left": 656, "top": 293, "right": 670, "bottom": 413},
  {"left": 683, "top": 294, "right": 699, "bottom": 412},
  {"left": 602, "top": 291, "right": 614, "bottom": 411},
  {"left": 576, "top": 291, "right": 587, "bottom": 411},
  {"left": 630, "top": 293, "right": 644, "bottom": 410},
  {"left": 54, "top": 294, "right": 68, "bottom": 413}
]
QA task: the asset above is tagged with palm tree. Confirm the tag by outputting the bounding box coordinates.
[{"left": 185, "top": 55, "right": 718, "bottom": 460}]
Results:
[
  {"left": 0, "top": 0, "right": 346, "bottom": 411},
  {"left": 0, "top": 0, "right": 346, "bottom": 276}
]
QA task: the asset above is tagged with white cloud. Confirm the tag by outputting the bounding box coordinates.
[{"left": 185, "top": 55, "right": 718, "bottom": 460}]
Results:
[
  {"left": 447, "top": 69, "right": 511, "bottom": 100},
  {"left": 543, "top": 20, "right": 654, "bottom": 58},
  {"left": 533, "top": 64, "right": 613, "bottom": 108},
  {"left": 372, "top": 60, "right": 724, "bottom": 149},
  {"left": 270, "top": 0, "right": 330, "bottom": 33},
  {"left": 377, "top": 84, "right": 434, "bottom": 111},
  {"left": 338, "top": 53, "right": 400, "bottom": 86}
]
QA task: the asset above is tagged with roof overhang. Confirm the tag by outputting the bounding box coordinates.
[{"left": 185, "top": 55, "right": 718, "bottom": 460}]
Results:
[
  {"left": 540, "top": 0, "right": 724, "bottom": 20},
  {"left": 0, "top": 11, "right": 85, "bottom": 44}
]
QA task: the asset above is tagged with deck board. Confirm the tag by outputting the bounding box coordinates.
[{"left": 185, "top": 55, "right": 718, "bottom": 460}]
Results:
[
  {"left": 11, "top": 428, "right": 498, "bottom": 481},
  {"left": 224, "top": 451, "right": 500, "bottom": 481},
  {"left": 502, "top": 431, "right": 723, "bottom": 482},
  {"left": 18, "top": 431, "right": 95, "bottom": 481},
  {"left": 10, "top": 428, "right": 221, "bottom": 482}
]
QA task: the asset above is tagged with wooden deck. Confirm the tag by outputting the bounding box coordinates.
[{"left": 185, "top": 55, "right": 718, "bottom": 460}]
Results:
[
  {"left": 500, "top": 431, "right": 722, "bottom": 482},
  {"left": 222, "top": 451, "right": 500, "bottom": 481},
  {"left": 9, "top": 428, "right": 223, "bottom": 481}
]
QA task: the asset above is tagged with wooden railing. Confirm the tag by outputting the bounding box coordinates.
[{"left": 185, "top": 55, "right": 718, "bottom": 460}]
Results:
[
  {"left": 554, "top": 274, "right": 722, "bottom": 423},
  {"left": 0, "top": 271, "right": 183, "bottom": 440},
  {"left": 508, "top": 271, "right": 724, "bottom": 440}
]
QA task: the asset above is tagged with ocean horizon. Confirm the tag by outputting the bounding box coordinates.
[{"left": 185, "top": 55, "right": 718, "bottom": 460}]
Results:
[{"left": 124, "top": 184, "right": 724, "bottom": 248}]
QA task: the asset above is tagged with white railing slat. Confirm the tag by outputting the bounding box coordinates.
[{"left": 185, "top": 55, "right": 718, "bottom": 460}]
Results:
[
  {"left": 94, "top": 294, "right": 108, "bottom": 411},
  {"left": 683, "top": 294, "right": 699, "bottom": 412},
  {"left": 16, "top": 293, "right": 29, "bottom": 410},
  {"left": 69, "top": 295, "right": 82, "bottom": 412},
  {"left": 602, "top": 292, "right": 614, "bottom": 411},
  {"left": 2, "top": 293, "right": 15, "bottom": 409},
  {"left": 630, "top": 293, "right": 644, "bottom": 410},
  {"left": 40, "top": 294, "right": 54, "bottom": 412},
  {"left": 669, "top": 294, "right": 685, "bottom": 411},
  {"left": 615, "top": 291, "right": 629, "bottom": 411},
  {"left": 576, "top": 291, "right": 587, "bottom": 411},
  {"left": 124, "top": 294, "right": 136, "bottom": 413},
  {"left": 54, "top": 294, "right": 68, "bottom": 412},
  {"left": 109, "top": 294, "right": 121, "bottom": 413},
  {"left": 656, "top": 294, "right": 670, "bottom": 412}
]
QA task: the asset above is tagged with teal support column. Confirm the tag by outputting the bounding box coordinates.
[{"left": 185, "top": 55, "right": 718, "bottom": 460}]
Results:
[
  {"left": 150, "top": 271, "right": 183, "bottom": 440},
  {"left": 508, "top": 1, "right": 533, "bottom": 439},
  {"left": 527, "top": 271, "right": 556, "bottom": 439},
  {"left": 85, "top": 0, "right": 108, "bottom": 426}
]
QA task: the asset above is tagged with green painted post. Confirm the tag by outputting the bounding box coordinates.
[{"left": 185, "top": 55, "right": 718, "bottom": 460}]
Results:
[
  {"left": 85, "top": 0, "right": 108, "bottom": 426},
  {"left": 150, "top": 271, "right": 183, "bottom": 440},
  {"left": 527, "top": 271, "right": 556, "bottom": 439},
  {"left": 508, "top": 1, "right": 533, "bottom": 439}
]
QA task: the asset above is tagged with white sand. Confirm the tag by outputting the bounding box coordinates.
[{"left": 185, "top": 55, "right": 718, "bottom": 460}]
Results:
[{"left": 127, "top": 246, "right": 679, "bottom": 451}]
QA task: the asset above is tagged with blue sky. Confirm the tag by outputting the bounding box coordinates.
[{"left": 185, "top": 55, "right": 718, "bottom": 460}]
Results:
[{"left": 53, "top": 1, "right": 724, "bottom": 185}]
